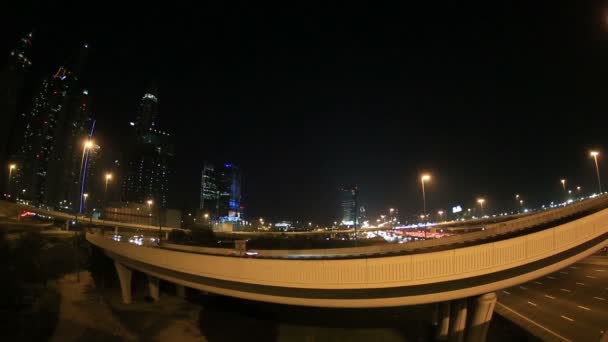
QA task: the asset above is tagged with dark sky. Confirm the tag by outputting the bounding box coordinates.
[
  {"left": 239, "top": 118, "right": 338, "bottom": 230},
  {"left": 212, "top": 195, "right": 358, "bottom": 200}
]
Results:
[{"left": 2, "top": 1, "right": 608, "bottom": 223}]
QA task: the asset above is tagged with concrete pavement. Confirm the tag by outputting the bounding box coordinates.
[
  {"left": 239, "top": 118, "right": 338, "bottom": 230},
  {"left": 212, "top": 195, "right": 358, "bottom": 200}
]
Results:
[{"left": 496, "top": 256, "right": 608, "bottom": 341}]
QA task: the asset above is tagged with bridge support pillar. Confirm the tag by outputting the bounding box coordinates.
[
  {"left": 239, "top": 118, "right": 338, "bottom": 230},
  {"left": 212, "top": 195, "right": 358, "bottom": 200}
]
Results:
[
  {"left": 465, "top": 292, "right": 496, "bottom": 342},
  {"left": 176, "top": 285, "right": 186, "bottom": 298},
  {"left": 437, "top": 301, "right": 451, "bottom": 341},
  {"left": 114, "top": 262, "right": 132, "bottom": 304},
  {"left": 114, "top": 226, "right": 118, "bottom": 235},
  {"left": 449, "top": 299, "right": 467, "bottom": 342},
  {"left": 65, "top": 220, "right": 69, "bottom": 231},
  {"left": 147, "top": 275, "right": 160, "bottom": 301}
]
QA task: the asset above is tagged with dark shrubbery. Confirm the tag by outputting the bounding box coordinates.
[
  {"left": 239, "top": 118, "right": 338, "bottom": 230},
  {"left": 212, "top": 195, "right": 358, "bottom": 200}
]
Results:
[{"left": 0, "top": 231, "right": 62, "bottom": 340}]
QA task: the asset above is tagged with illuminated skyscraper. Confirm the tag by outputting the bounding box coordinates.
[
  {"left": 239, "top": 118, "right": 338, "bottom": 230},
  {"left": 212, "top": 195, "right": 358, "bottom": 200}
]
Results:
[
  {"left": 198, "top": 162, "right": 242, "bottom": 221},
  {"left": 340, "top": 186, "right": 357, "bottom": 227},
  {"left": 12, "top": 43, "right": 94, "bottom": 209},
  {"left": 200, "top": 163, "right": 218, "bottom": 212},
  {"left": 122, "top": 90, "right": 173, "bottom": 208},
  {"left": 218, "top": 163, "right": 242, "bottom": 220},
  {"left": 0, "top": 32, "right": 33, "bottom": 196}
]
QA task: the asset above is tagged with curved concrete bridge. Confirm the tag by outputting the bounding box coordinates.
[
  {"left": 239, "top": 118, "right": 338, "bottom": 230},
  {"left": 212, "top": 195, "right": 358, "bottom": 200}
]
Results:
[{"left": 85, "top": 196, "right": 608, "bottom": 341}]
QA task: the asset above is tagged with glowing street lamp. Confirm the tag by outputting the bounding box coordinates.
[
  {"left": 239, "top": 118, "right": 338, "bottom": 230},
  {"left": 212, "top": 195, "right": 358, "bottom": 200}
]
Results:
[
  {"left": 560, "top": 179, "right": 566, "bottom": 192},
  {"left": 147, "top": 199, "right": 153, "bottom": 216},
  {"left": 477, "top": 198, "right": 485, "bottom": 215},
  {"left": 105, "top": 173, "right": 112, "bottom": 188},
  {"left": 83, "top": 193, "right": 89, "bottom": 213},
  {"left": 7, "top": 164, "right": 16, "bottom": 197},
  {"left": 78, "top": 140, "right": 94, "bottom": 214},
  {"left": 420, "top": 174, "right": 431, "bottom": 215},
  {"left": 437, "top": 210, "right": 444, "bottom": 221},
  {"left": 104, "top": 173, "right": 112, "bottom": 205},
  {"left": 590, "top": 151, "right": 602, "bottom": 193}
]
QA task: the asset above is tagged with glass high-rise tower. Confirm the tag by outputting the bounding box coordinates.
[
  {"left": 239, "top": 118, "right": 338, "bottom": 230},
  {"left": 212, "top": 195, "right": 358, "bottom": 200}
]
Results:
[
  {"left": 122, "top": 90, "right": 173, "bottom": 208},
  {"left": 0, "top": 32, "right": 33, "bottom": 197}
]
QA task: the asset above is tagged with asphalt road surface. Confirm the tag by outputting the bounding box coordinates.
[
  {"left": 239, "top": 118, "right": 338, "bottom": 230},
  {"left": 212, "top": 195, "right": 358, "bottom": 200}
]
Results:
[{"left": 497, "top": 256, "right": 608, "bottom": 341}]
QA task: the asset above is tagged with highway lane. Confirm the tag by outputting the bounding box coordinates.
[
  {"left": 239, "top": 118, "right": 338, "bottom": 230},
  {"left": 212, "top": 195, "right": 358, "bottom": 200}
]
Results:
[{"left": 497, "top": 256, "right": 608, "bottom": 341}]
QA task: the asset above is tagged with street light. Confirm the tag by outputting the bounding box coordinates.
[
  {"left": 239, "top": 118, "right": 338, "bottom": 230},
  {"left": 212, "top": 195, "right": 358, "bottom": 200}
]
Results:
[
  {"left": 147, "top": 199, "right": 153, "bottom": 213},
  {"left": 83, "top": 193, "right": 89, "bottom": 214},
  {"left": 560, "top": 179, "right": 566, "bottom": 192},
  {"left": 79, "top": 140, "right": 94, "bottom": 214},
  {"left": 7, "top": 164, "right": 16, "bottom": 198},
  {"left": 437, "top": 210, "right": 444, "bottom": 221},
  {"left": 477, "top": 198, "right": 485, "bottom": 216},
  {"left": 104, "top": 173, "right": 112, "bottom": 208},
  {"left": 590, "top": 151, "right": 602, "bottom": 193},
  {"left": 420, "top": 174, "right": 431, "bottom": 216}
]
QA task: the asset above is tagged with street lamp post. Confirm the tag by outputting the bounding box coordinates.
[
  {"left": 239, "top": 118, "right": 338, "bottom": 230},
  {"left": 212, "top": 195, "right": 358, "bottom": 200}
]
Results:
[
  {"left": 104, "top": 173, "right": 112, "bottom": 211},
  {"left": 477, "top": 198, "right": 485, "bottom": 216},
  {"left": 420, "top": 174, "right": 431, "bottom": 239},
  {"left": 421, "top": 174, "right": 431, "bottom": 215},
  {"left": 147, "top": 199, "right": 153, "bottom": 216},
  {"left": 7, "top": 164, "right": 16, "bottom": 198},
  {"left": 519, "top": 199, "right": 524, "bottom": 211},
  {"left": 560, "top": 179, "right": 566, "bottom": 192},
  {"left": 79, "top": 140, "right": 94, "bottom": 214},
  {"left": 590, "top": 151, "right": 602, "bottom": 194},
  {"left": 83, "top": 193, "right": 89, "bottom": 214}
]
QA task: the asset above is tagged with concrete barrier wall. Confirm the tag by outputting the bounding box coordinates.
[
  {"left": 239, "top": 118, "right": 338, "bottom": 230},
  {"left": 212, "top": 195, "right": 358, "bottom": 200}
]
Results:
[
  {"left": 87, "top": 206, "right": 608, "bottom": 290},
  {"left": 15, "top": 203, "right": 182, "bottom": 232},
  {"left": 156, "top": 195, "right": 608, "bottom": 259}
]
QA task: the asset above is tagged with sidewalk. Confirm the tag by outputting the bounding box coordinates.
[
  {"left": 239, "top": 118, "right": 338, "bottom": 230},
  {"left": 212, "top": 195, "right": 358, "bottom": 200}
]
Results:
[{"left": 50, "top": 272, "right": 135, "bottom": 342}]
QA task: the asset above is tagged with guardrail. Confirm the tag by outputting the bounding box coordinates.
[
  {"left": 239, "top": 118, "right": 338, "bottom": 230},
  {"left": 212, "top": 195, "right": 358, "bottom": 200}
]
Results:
[
  {"left": 156, "top": 195, "right": 608, "bottom": 258},
  {"left": 87, "top": 206, "right": 608, "bottom": 299},
  {"left": 13, "top": 203, "right": 184, "bottom": 232}
]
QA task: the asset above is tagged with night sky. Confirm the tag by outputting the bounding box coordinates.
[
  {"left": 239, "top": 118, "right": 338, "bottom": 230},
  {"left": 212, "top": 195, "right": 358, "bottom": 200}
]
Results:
[{"left": 2, "top": 2, "right": 608, "bottom": 223}]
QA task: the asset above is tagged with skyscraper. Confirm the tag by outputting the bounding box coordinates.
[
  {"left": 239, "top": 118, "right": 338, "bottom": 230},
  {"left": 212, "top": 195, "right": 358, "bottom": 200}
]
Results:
[
  {"left": 200, "top": 163, "right": 218, "bottom": 212},
  {"left": 218, "top": 163, "right": 242, "bottom": 220},
  {"left": 198, "top": 162, "right": 242, "bottom": 221},
  {"left": 122, "top": 90, "right": 173, "bottom": 208},
  {"left": 0, "top": 32, "right": 33, "bottom": 196},
  {"left": 12, "top": 43, "right": 94, "bottom": 209},
  {"left": 13, "top": 67, "right": 73, "bottom": 205},
  {"left": 340, "top": 186, "right": 357, "bottom": 227}
]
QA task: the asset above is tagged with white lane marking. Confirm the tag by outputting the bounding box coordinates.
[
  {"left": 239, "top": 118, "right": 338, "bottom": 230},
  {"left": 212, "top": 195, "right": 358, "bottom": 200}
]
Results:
[
  {"left": 560, "top": 288, "right": 572, "bottom": 293},
  {"left": 594, "top": 297, "right": 606, "bottom": 301},
  {"left": 528, "top": 301, "right": 538, "bottom": 307},
  {"left": 534, "top": 281, "right": 543, "bottom": 285},
  {"left": 561, "top": 315, "right": 574, "bottom": 322},
  {"left": 571, "top": 266, "right": 580, "bottom": 270},
  {"left": 496, "top": 302, "right": 572, "bottom": 342},
  {"left": 576, "top": 282, "right": 585, "bottom": 286},
  {"left": 502, "top": 290, "right": 511, "bottom": 295},
  {"left": 547, "top": 276, "right": 556, "bottom": 280},
  {"left": 596, "top": 269, "right": 605, "bottom": 272},
  {"left": 586, "top": 275, "right": 597, "bottom": 279},
  {"left": 560, "top": 271, "right": 568, "bottom": 275},
  {"left": 520, "top": 286, "right": 528, "bottom": 290},
  {"left": 544, "top": 294, "right": 556, "bottom": 300},
  {"left": 578, "top": 305, "right": 591, "bottom": 311}
]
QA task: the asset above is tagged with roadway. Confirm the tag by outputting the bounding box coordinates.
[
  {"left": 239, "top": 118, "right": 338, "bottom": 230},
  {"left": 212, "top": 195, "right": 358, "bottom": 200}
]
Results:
[{"left": 496, "top": 255, "right": 608, "bottom": 341}]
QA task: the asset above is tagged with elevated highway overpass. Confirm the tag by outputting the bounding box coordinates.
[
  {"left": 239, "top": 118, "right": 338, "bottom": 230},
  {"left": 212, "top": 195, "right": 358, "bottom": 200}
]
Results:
[{"left": 84, "top": 195, "right": 608, "bottom": 341}]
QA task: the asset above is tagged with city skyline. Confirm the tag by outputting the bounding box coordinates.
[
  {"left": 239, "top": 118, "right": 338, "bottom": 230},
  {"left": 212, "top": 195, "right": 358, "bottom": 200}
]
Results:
[{"left": 1, "top": 2, "right": 607, "bottom": 224}]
